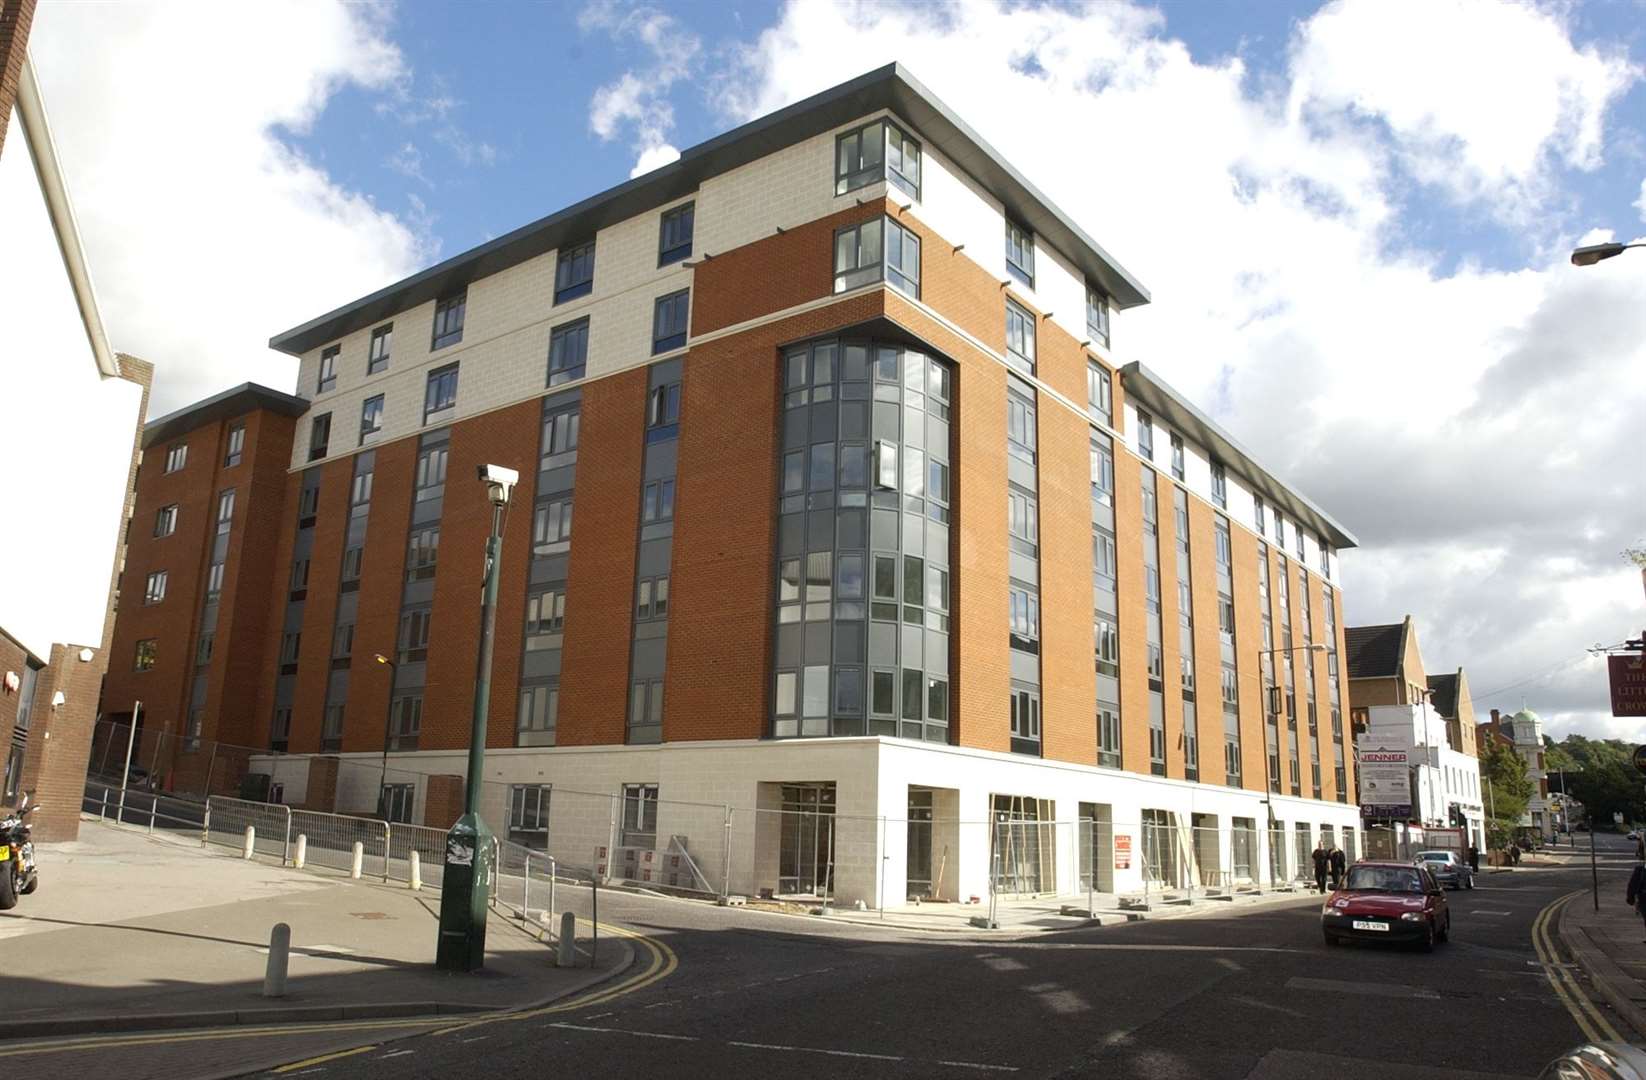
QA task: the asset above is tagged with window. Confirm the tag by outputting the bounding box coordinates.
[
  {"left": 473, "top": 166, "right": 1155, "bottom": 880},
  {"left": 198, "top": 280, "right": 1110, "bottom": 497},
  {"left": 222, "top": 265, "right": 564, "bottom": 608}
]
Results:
[
  {"left": 509, "top": 784, "right": 552, "bottom": 840},
  {"left": 379, "top": 783, "right": 414, "bottom": 823},
  {"left": 641, "top": 478, "right": 675, "bottom": 523},
  {"left": 875, "top": 440, "right": 898, "bottom": 488},
  {"left": 1090, "top": 440, "right": 1113, "bottom": 504},
  {"left": 1009, "top": 585, "right": 1039, "bottom": 652},
  {"left": 1219, "top": 597, "right": 1236, "bottom": 643},
  {"left": 432, "top": 290, "right": 466, "bottom": 349},
  {"left": 1141, "top": 475, "right": 1158, "bottom": 524},
  {"left": 1005, "top": 221, "right": 1035, "bottom": 288},
  {"left": 134, "top": 638, "right": 158, "bottom": 671},
  {"left": 636, "top": 576, "right": 670, "bottom": 621},
  {"left": 308, "top": 413, "right": 331, "bottom": 461},
  {"left": 885, "top": 218, "right": 920, "bottom": 297},
  {"left": 554, "top": 240, "right": 595, "bottom": 303},
  {"left": 1319, "top": 535, "right": 1331, "bottom": 574},
  {"left": 351, "top": 468, "right": 373, "bottom": 508},
  {"left": 1007, "top": 489, "right": 1038, "bottom": 555},
  {"left": 1010, "top": 687, "right": 1042, "bottom": 743},
  {"left": 1215, "top": 519, "right": 1232, "bottom": 568},
  {"left": 871, "top": 554, "right": 897, "bottom": 621},
  {"left": 154, "top": 505, "right": 178, "bottom": 537},
  {"left": 525, "top": 589, "right": 565, "bottom": 642},
  {"left": 1255, "top": 495, "right": 1267, "bottom": 535},
  {"left": 164, "top": 443, "right": 187, "bottom": 473},
  {"left": 321, "top": 704, "right": 344, "bottom": 751},
  {"left": 298, "top": 484, "right": 320, "bottom": 522},
  {"left": 532, "top": 498, "right": 573, "bottom": 553},
  {"left": 1137, "top": 410, "right": 1154, "bottom": 460},
  {"left": 658, "top": 202, "right": 694, "bottom": 265},
  {"left": 317, "top": 345, "right": 338, "bottom": 393},
  {"left": 1095, "top": 618, "right": 1119, "bottom": 677},
  {"left": 547, "top": 318, "right": 589, "bottom": 386},
  {"left": 518, "top": 685, "right": 559, "bottom": 738},
  {"left": 424, "top": 364, "right": 459, "bottom": 423},
  {"left": 835, "top": 118, "right": 920, "bottom": 198},
  {"left": 1093, "top": 529, "right": 1118, "bottom": 591},
  {"left": 1005, "top": 299, "right": 1036, "bottom": 373},
  {"left": 206, "top": 562, "right": 224, "bottom": 597},
  {"left": 416, "top": 446, "right": 447, "bottom": 500},
  {"left": 224, "top": 424, "right": 245, "bottom": 468},
  {"left": 1144, "top": 566, "right": 1160, "bottom": 615},
  {"left": 833, "top": 216, "right": 920, "bottom": 298},
  {"left": 620, "top": 784, "right": 659, "bottom": 847},
  {"left": 1086, "top": 285, "right": 1111, "bottom": 348},
  {"left": 652, "top": 289, "right": 689, "bottom": 353},
  {"left": 1211, "top": 461, "right": 1228, "bottom": 508},
  {"left": 1170, "top": 434, "right": 1185, "bottom": 481},
  {"left": 184, "top": 708, "right": 203, "bottom": 753},
  {"left": 1098, "top": 706, "right": 1121, "bottom": 768},
  {"left": 279, "top": 631, "right": 301, "bottom": 667},
  {"left": 368, "top": 323, "right": 392, "bottom": 374},
  {"left": 1295, "top": 520, "right": 1306, "bottom": 559},
  {"left": 1088, "top": 362, "right": 1112, "bottom": 424},
  {"left": 196, "top": 632, "right": 214, "bottom": 666},
  {"left": 1147, "top": 643, "right": 1164, "bottom": 687},
  {"left": 1007, "top": 387, "right": 1036, "bottom": 462},
  {"left": 144, "top": 570, "right": 167, "bottom": 604},
  {"left": 270, "top": 708, "right": 292, "bottom": 749},
  {"left": 543, "top": 406, "right": 580, "bottom": 459},
  {"left": 628, "top": 679, "right": 664, "bottom": 742},
  {"left": 359, "top": 394, "right": 384, "bottom": 444},
  {"left": 647, "top": 382, "right": 681, "bottom": 438},
  {"left": 398, "top": 607, "right": 431, "bottom": 662},
  {"left": 332, "top": 621, "right": 354, "bottom": 660},
  {"left": 215, "top": 489, "right": 235, "bottom": 531},
  {"left": 406, "top": 527, "right": 439, "bottom": 581}
]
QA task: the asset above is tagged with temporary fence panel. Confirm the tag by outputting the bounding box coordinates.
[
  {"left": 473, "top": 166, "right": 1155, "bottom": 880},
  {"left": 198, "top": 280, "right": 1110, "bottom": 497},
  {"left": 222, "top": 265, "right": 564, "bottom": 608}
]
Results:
[
  {"left": 388, "top": 822, "right": 447, "bottom": 890},
  {"left": 204, "top": 796, "right": 291, "bottom": 861},
  {"left": 291, "top": 809, "right": 389, "bottom": 878}
]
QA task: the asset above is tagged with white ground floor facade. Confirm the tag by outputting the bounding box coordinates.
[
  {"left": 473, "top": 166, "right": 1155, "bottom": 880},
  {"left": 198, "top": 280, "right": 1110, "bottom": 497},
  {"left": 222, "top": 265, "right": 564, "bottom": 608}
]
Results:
[{"left": 250, "top": 737, "right": 1363, "bottom": 909}]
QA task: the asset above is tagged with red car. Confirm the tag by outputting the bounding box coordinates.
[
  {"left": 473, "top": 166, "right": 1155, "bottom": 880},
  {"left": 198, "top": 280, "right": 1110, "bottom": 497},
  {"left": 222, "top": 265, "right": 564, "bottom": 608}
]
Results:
[{"left": 1321, "top": 860, "right": 1450, "bottom": 951}]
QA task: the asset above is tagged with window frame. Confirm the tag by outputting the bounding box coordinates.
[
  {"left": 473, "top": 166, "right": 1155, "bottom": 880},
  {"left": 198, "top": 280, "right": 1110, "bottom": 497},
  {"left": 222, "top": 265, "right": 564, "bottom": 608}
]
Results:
[
  {"left": 1086, "top": 284, "right": 1110, "bottom": 347},
  {"left": 423, "top": 363, "right": 459, "bottom": 424},
  {"left": 144, "top": 570, "right": 167, "bottom": 605},
  {"left": 1005, "top": 299, "right": 1036, "bottom": 373},
  {"left": 359, "top": 393, "right": 385, "bottom": 445},
  {"left": 134, "top": 638, "right": 158, "bottom": 671},
  {"left": 651, "top": 289, "right": 690, "bottom": 354},
  {"left": 154, "top": 504, "right": 178, "bottom": 537},
  {"left": 308, "top": 413, "right": 331, "bottom": 461},
  {"left": 223, "top": 423, "right": 245, "bottom": 468},
  {"left": 164, "top": 442, "right": 188, "bottom": 473},
  {"left": 317, "top": 345, "right": 339, "bottom": 393},
  {"left": 547, "top": 317, "right": 590, "bottom": 387},
  {"left": 367, "top": 323, "right": 392, "bottom": 374},
  {"left": 1005, "top": 220, "right": 1035, "bottom": 289},
  {"left": 431, "top": 290, "right": 466, "bottom": 350},
  {"left": 554, "top": 240, "right": 596, "bottom": 304},
  {"left": 658, "top": 202, "right": 694, "bottom": 266}
]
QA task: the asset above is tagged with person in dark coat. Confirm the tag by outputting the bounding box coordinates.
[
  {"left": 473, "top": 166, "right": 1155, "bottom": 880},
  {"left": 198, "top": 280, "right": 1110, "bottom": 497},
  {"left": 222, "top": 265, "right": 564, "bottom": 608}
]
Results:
[
  {"left": 1468, "top": 844, "right": 1480, "bottom": 873},
  {"left": 1311, "top": 840, "right": 1330, "bottom": 893},
  {"left": 1508, "top": 842, "right": 1521, "bottom": 866},
  {"left": 1328, "top": 844, "right": 1347, "bottom": 889},
  {"left": 1626, "top": 860, "right": 1646, "bottom": 943}
]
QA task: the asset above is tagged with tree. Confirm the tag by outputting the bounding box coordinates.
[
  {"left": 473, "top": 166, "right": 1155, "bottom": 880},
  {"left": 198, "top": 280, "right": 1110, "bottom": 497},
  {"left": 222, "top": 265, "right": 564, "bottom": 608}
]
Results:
[
  {"left": 1555, "top": 735, "right": 1646, "bottom": 828},
  {"left": 1480, "top": 739, "right": 1533, "bottom": 849}
]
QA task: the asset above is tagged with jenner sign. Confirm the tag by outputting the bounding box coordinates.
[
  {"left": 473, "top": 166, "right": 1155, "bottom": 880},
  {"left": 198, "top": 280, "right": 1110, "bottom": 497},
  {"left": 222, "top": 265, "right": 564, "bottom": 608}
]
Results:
[{"left": 1610, "top": 654, "right": 1646, "bottom": 717}]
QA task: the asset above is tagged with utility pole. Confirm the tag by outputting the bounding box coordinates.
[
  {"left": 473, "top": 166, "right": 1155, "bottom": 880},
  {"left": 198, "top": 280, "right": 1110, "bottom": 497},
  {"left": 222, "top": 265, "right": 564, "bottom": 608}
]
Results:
[{"left": 436, "top": 465, "right": 517, "bottom": 972}]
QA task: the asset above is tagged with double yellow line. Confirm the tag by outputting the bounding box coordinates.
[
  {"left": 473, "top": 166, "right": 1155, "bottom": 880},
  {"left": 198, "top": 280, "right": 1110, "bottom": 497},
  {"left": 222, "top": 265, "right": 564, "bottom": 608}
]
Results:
[
  {"left": 0, "top": 919, "right": 678, "bottom": 1064},
  {"left": 1532, "top": 891, "right": 1621, "bottom": 1043}
]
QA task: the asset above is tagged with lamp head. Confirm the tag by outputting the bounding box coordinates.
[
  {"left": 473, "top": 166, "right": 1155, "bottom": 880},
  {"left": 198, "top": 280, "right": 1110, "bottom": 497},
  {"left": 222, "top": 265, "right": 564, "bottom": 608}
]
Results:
[
  {"left": 373, "top": 652, "right": 392, "bottom": 666},
  {"left": 1571, "top": 242, "right": 1626, "bottom": 267}
]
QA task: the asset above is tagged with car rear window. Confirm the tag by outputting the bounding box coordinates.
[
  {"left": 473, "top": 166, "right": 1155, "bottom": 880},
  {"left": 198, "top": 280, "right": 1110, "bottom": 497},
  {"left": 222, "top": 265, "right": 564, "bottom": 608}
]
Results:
[{"left": 1346, "top": 866, "right": 1422, "bottom": 892}]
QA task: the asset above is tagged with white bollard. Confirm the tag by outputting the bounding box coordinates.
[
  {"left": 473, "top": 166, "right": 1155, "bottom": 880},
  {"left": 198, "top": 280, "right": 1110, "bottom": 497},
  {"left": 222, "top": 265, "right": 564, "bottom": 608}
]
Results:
[
  {"left": 350, "top": 840, "right": 364, "bottom": 879},
  {"left": 264, "top": 923, "right": 291, "bottom": 997},
  {"left": 243, "top": 825, "right": 256, "bottom": 859},
  {"left": 558, "top": 911, "right": 577, "bottom": 968},
  {"left": 409, "top": 849, "right": 422, "bottom": 891},
  {"left": 294, "top": 833, "right": 307, "bottom": 869}
]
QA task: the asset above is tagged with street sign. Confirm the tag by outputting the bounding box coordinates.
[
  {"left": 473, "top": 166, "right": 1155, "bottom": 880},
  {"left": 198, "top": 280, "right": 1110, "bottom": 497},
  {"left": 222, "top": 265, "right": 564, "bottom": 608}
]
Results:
[
  {"left": 1634, "top": 744, "right": 1646, "bottom": 776},
  {"left": 1114, "top": 834, "right": 1132, "bottom": 870},
  {"left": 1358, "top": 746, "right": 1411, "bottom": 819},
  {"left": 1611, "top": 654, "right": 1646, "bottom": 717}
]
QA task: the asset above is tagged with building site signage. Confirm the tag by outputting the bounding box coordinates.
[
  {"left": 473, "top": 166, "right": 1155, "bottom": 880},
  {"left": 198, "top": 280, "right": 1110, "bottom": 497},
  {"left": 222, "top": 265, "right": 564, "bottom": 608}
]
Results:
[
  {"left": 1358, "top": 747, "right": 1411, "bottom": 820},
  {"left": 1610, "top": 654, "right": 1646, "bottom": 717},
  {"left": 1114, "top": 834, "right": 1132, "bottom": 870}
]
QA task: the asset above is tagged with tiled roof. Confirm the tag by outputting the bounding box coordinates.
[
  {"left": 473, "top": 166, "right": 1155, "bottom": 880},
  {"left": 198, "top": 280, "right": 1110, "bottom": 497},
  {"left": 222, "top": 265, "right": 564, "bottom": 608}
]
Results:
[
  {"left": 1427, "top": 673, "right": 1459, "bottom": 718},
  {"left": 1344, "top": 623, "right": 1404, "bottom": 680}
]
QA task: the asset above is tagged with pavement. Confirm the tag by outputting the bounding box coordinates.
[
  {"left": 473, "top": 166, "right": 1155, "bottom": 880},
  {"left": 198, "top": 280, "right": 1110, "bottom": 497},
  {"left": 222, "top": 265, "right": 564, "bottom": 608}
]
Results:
[
  {"left": 0, "top": 819, "right": 630, "bottom": 1042},
  {"left": 1548, "top": 833, "right": 1646, "bottom": 1042}
]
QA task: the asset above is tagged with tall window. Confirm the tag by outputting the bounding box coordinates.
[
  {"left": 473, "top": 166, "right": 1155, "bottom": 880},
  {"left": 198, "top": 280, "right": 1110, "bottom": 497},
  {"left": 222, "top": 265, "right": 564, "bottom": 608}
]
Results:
[
  {"left": 547, "top": 317, "right": 589, "bottom": 386},
  {"left": 628, "top": 680, "right": 665, "bottom": 744},
  {"left": 1215, "top": 519, "right": 1232, "bottom": 569},
  {"left": 641, "top": 478, "right": 675, "bottom": 523},
  {"left": 1005, "top": 221, "right": 1035, "bottom": 288},
  {"left": 134, "top": 638, "right": 158, "bottom": 671},
  {"left": 154, "top": 505, "right": 178, "bottom": 537},
  {"left": 308, "top": 413, "right": 331, "bottom": 461},
  {"left": 1170, "top": 433, "right": 1185, "bottom": 481},
  {"left": 1010, "top": 686, "right": 1041, "bottom": 745},
  {"left": 636, "top": 576, "right": 670, "bottom": 621},
  {"left": 1095, "top": 618, "right": 1119, "bottom": 677},
  {"left": 416, "top": 446, "right": 448, "bottom": 500},
  {"left": 835, "top": 118, "right": 920, "bottom": 198},
  {"left": 525, "top": 589, "right": 566, "bottom": 645},
  {"left": 1211, "top": 461, "right": 1228, "bottom": 508},
  {"left": 432, "top": 290, "right": 466, "bottom": 350},
  {"left": 620, "top": 784, "right": 659, "bottom": 847},
  {"left": 164, "top": 443, "right": 187, "bottom": 473},
  {"left": 1090, "top": 439, "right": 1114, "bottom": 504},
  {"left": 508, "top": 784, "right": 552, "bottom": 842},
  {"left": 1008, "top": 585, "right": 1039, "bottom": 652},
  {"left": 368, "top": 323, "right": 392, "bottom": 374},
  {"left": 359, "top": 394, "right": 384, "bottom": 444},
  {"left": 833, "top": 217, "right": 919, "bottom": 298},
  {"left": 1137, "top": 409, "right": 1154, "bottom": 461},
  {"left": 532, "top": 498, "right": 573, "bottom": 553},
  {"left": 1318, "top": 535, "right": 1331, "bottom": 574},
  {"left": 144, "top": 571, "right": 167, "bottom": 604},
  {"left": 658, "top": 202, "right": 693, "bottom": 266},
  {"left": 1005, "top": 299, "right": 1036, "bottom": 373},
  {"left": 652, "top": 289, "right": 689, "bottom": 353},
  {"left": 424, "top": 364, "right": 459, "bottom": 423},
  {"left": 398, "top": 607, "right": 432, "bottom": 662},
  {"left": 406, "top": 527, "right": 439, "bottom": 581},
  {"left": 224, "top": 424, "right": 245, "bottom": 468},
  {"left": 1087, "top": 362, "right": 1112, "bottom": 424},
  {"left": 647, "top": 381, "right": 681, "bottom": 439},
  {"left": 555, "top": 240, "right": 595, "bottom": 304},
  {"left": 216, "top": 489, "right": 235, "bottom": 531},
  {"left": 1098, "top": 706, "right": 1121, "bottom": 769},
  {"left": 317, "top": 345, "right": 338, "bottom": 393},
  {"left": 1086, "top": 285, "right": 1110, "bottom": 348},
  {"left": 543, "top": 406, "right": 580, "bottom": 460},
  {"left": 517, "top": 686, "right": 558, "bottom": 741},
  {"left": 1006, "top": 385, "right": 1036, "bottom": 462},
  {"left": 1007, "top": 489, "right": 1038, "bottom": 555},
  {"left": 1255, "top": 495, "right": 1267, "bottom": 535}
]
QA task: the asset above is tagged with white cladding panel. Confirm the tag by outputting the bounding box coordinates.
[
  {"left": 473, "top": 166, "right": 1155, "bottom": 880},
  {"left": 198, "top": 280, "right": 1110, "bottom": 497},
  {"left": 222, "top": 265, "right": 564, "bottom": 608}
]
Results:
[{"left": 0, "top": 110, "right": 143, "bottom": 658}]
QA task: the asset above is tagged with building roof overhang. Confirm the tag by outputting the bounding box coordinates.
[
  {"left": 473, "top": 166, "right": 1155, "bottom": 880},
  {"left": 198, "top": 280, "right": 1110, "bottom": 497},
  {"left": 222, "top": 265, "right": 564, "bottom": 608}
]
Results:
[
  {"left": 141, "top": 382, "right": 309, "bottom": 450},
  {"left": 1119, "top": 360, "right": 1358, "bottom": 550},
  {"left": 269, "top": 63, "right": 1150, "bottom": 357}
]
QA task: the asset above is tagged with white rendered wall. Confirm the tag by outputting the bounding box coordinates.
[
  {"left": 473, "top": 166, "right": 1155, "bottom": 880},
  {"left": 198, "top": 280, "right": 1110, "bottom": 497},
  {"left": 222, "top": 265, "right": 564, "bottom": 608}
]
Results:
[{"left": 0, "top": 109, "right": 143, "bottom": 659}]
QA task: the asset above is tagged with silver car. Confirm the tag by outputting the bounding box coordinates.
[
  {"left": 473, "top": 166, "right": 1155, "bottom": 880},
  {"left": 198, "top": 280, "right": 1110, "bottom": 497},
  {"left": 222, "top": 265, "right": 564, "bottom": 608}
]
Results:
[{"left": 1416, "top": 850, "right": 1474, "bottom": 890}]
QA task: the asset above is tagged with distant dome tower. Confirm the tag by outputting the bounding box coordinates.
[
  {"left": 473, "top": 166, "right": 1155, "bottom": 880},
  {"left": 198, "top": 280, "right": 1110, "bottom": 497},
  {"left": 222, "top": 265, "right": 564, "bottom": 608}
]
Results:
[{"left": 1509, "top": 708, "right": 1543, "bottom": 747}]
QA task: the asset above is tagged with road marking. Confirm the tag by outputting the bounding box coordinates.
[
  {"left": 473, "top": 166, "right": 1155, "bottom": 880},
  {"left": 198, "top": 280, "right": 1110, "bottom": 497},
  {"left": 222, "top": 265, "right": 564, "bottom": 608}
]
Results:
[
  {"left": 547, "top": 1022, "right": 1018, "bottom": 1071},
  {"left": 1471, "top": 910, "right": 1513, "bottom": 916},
  {"left": 1285, "top": 977, "right": 1440, "bottom": 1000},
  {"left": 1532, "top": 891, "right": 1621, "bottom": 1043},
  {"left": 379, "top": 1049, "right": 415, "bottom": 1058},
  {"left": 552, "top": 1022, "right": 698, "bottom": 1041},
  {"left": 271, "top": 1045, "right": 377, "bottom": 1072}
]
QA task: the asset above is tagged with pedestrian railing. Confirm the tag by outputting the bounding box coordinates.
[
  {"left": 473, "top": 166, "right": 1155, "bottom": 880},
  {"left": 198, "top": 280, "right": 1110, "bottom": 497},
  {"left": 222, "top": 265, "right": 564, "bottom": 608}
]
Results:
[{"left": 204, "top": 796, "right": 293, "bottom": 863}]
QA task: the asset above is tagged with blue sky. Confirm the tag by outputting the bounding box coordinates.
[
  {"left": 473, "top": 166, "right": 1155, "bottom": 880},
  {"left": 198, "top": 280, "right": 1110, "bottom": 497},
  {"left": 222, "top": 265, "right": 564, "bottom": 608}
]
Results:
[{"left": 31, "top": 0, "right": 1646, "bottom": 740}]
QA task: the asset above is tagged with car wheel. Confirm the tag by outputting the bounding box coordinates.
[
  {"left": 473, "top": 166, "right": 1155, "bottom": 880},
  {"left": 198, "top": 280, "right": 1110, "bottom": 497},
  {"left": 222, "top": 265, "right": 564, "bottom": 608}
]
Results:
[
  {"left": 1438, "top": 913, "right": 1450, "bottom": 943},
  {"left": 1420, "top": 919, "right": 1436, "bottom": 952}
]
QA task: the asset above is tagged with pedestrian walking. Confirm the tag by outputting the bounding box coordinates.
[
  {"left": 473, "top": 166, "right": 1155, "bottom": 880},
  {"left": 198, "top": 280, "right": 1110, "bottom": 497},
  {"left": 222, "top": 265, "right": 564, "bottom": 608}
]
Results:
[
  {"left": 1329, "top": 844, "right": 1347, "bottom": 890},
  {"left": 1626, "top": 859, "right": 1646, "bottom": 944},
  {"left": 1508, "top": 842, "right": 1521, "bottom": 866},
  {"left": 1311, "top": 839, "right": 1330, "bottom": 893},
  {"left": 1467, "top": 843, "right": 1479, "bottom": 873}
]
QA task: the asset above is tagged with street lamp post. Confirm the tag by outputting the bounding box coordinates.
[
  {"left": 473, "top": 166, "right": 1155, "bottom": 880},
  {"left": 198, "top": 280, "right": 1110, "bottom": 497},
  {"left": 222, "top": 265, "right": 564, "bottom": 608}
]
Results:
[
  {"left": 436, "top": 464, "right": 518, "bottom": 973},
  {"left": 1256, "top": 642, "right": 1329, "bottom": 792},
  {"left": 373, "top": 653, "right": 397, "bottom": 820},
  {"left": 1571, "top": 241, "right": 1645, "bottom": 266}
]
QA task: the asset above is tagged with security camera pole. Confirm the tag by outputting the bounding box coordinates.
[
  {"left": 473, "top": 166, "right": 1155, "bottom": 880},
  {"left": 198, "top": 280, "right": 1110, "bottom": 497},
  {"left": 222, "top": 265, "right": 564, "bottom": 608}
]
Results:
[{"left": 436, "top": 463, "right": 518, "bottom": 972}]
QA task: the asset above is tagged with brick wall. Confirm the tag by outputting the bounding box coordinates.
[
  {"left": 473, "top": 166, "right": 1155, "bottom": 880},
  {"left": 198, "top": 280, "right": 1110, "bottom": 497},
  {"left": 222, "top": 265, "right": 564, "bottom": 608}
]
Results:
[
  {"left": 1229, "top": 523, "right": 1271, "bottom": 793},
  {"left": 1037, "top": 394, "right": 1097, "bottom": 766},
  {"left": 1186, "top": 498, "right": 1225, "bottom": 784},
  {"left": 423, "top": 773, "right": 464, "bottom": 829},
  {"left": 0, "top": 0, "right": 35, "bottom": 162}
]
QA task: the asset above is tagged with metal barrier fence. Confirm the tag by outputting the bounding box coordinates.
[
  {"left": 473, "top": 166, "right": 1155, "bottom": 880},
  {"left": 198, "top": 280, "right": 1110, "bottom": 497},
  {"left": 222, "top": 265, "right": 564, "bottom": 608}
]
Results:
[
  {"left": 204, "top": 796, "right": 292, "bottom": 862},
  {"left": 83, "top": 778, "right": 208, "bottom": 835}
]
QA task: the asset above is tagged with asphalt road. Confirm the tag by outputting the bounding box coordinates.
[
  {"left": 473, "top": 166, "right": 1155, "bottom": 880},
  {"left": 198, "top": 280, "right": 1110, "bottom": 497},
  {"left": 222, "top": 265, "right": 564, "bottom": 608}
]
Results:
[
  {"left": 267, "top": 836, "right": 1634, "bottom": 1080},
  {"left": 8, "top": 835, "right": 1634, "bottom": 1080}
]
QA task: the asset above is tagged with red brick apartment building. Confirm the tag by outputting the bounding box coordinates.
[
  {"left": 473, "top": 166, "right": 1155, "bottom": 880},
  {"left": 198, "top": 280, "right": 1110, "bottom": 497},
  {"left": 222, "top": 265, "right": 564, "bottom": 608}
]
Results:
[{"left": 105, "top": 65, "right": 1360, "bottom": 905}]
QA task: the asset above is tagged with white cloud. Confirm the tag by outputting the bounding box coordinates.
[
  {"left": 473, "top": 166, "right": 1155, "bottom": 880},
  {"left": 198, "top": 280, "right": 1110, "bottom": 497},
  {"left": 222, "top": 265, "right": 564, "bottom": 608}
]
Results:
[
  {"left": 1636, "top": 176, "right": 1646, "bottom": 222},
  {"left": 580, "top": 2, "right": 702, "bottom": 175},
  {"left": 27, "top": 0, "right": 431, "bottom": 414},
  {"left": 713, "top": 0, "right": 1646, "bottom": 740},
  {"left": 630, "top": 142, "right": 681, "bottom": 178},
  {"left": 1287, "top": 0, "right": 1637, "bottom": 219}
]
